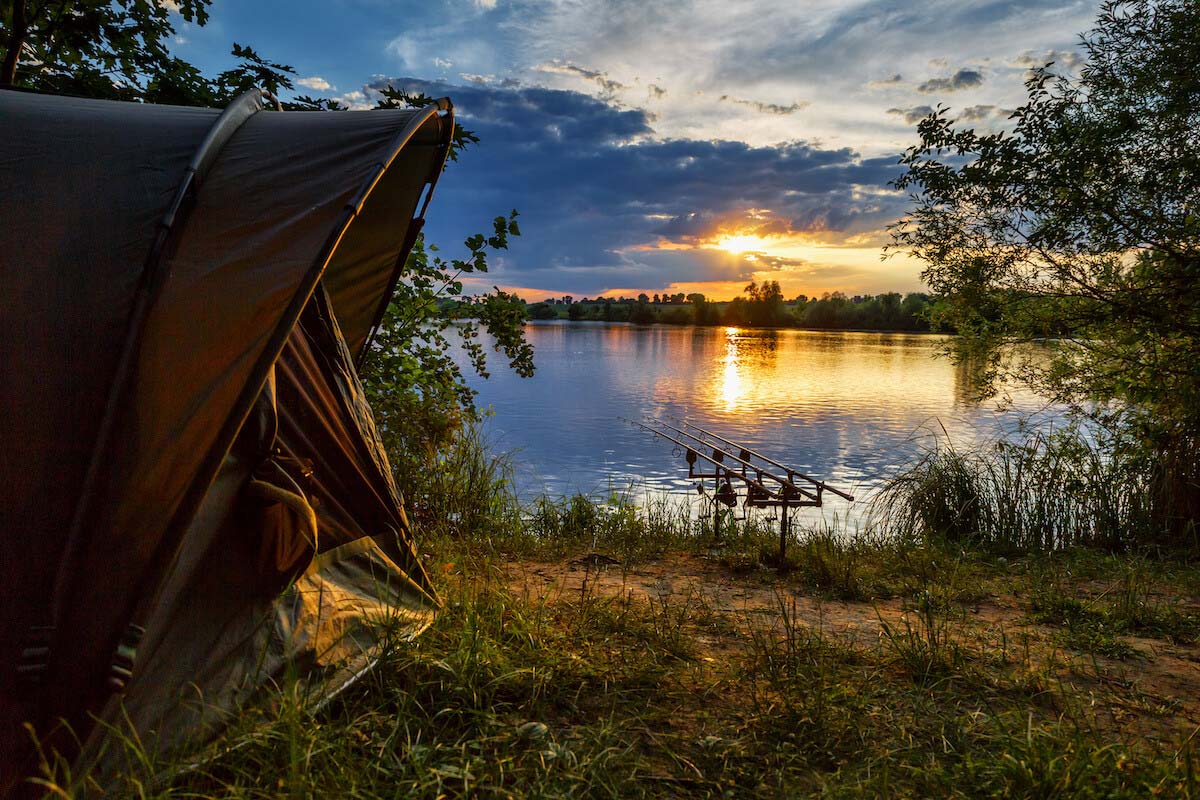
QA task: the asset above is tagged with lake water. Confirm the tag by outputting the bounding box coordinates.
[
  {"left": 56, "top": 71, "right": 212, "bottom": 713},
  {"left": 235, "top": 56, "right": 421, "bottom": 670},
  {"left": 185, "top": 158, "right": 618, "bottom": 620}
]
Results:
[{"left": 460, "top": 321, "right": 1061, "bottom": 525}]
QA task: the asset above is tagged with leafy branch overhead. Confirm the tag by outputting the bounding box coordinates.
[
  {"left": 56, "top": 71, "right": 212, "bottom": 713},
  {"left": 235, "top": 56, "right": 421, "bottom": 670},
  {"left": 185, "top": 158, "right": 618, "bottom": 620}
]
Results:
[{"left": 0, "top": 2, "right": 270, "bottom": 103}]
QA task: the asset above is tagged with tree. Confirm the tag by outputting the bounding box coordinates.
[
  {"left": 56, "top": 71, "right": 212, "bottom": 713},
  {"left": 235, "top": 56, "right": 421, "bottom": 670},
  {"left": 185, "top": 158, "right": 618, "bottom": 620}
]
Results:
[
  {"left": 0, "top": 2, "right": 300, "bottom": 105},
  {"left": 362, "top": 211, "right": 533, "bottom": 483},
  {"left": 888, "top": 0, "right": 1200, "bottom": 531},
  {"left": 2, "top": 0, "right": 206, "bottom": 92},
  {"left": 630, "top": 296, "right": 654, "bottom": 324},
  {"left": 743, "top": 280, "right": 786, "bottom": 327},
  {"left": 528, "top": 303, "right": 558, "bottom": 320}
]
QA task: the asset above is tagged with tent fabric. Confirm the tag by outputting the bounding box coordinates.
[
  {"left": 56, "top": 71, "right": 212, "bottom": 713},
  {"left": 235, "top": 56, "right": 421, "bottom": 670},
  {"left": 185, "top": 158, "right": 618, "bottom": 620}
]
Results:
[{"left": 0, "top": 88, "right": 451, "bottom": 792}]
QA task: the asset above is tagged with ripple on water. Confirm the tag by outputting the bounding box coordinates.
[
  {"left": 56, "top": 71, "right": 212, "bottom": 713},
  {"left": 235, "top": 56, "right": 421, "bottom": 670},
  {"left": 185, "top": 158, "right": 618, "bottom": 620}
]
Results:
[{"left": 459, "top": 321, "right": 1063, "bottom": 526}]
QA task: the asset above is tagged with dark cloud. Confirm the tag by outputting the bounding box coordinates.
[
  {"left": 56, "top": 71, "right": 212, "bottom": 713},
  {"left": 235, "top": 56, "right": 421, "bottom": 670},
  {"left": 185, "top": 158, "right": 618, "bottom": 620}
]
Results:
[
  {"left": 958, "top": 104, "right": 996, "bottom": 121},
  {"left": 887, "top": 105, "right": 934, "bottom": 124},
  {"left": 866, "top": 73, "right": 904, "bottom": 89},
  {"left": 917, "top": 68, "right": 984, "bottom": 93},
  {"left": 365, "top": 77, "right": 905, "bottom": 295},
  {"left": 647, "top": 83, "right": 667, "bottom": 99},
  {"left": 718, "top": 95, "right": 808, "bottom": 115},
  {"left": 536, "top": 60, "right": 628, "bottom": 97},
  {"left": 1011, "top": 48, "right": 1084, "bottom": 71}
]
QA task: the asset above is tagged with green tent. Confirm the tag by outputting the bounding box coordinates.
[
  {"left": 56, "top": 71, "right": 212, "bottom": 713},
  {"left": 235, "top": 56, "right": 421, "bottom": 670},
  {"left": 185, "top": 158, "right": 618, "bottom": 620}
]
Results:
[{"left": 0, "top": 88, "right": 452, "bottom": 791}]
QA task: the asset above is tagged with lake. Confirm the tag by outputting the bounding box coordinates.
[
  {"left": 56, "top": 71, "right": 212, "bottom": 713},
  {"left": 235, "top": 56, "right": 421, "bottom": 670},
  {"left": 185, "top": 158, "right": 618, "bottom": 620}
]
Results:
[{"left": 460, "top": 321, "right": 1061, "bottom": 525}]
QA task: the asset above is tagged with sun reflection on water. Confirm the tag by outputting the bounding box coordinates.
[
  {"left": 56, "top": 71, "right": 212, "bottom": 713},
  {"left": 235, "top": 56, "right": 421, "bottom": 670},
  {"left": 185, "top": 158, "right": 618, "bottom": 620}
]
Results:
[
  {"left": 460, "top": 322, "right": 1065, "bottom": 512},
  {"left": 721, "top": 327, "right": 745, "bottom": 410}
]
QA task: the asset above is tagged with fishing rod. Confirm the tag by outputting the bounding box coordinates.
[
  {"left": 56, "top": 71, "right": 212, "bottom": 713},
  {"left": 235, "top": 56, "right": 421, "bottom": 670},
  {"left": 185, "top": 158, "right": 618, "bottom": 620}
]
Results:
[
  {"left": 673, "top": 418, "right": 855, "bottom": 502},
  {"left": 647, "top": 419, "right": 819, "bottom": 502},
  {"left": 628, "top": 417, "right": 854, "bottom": 560},
  {"left": 627, "top": 419, "right": 780, "bottom": 499}
]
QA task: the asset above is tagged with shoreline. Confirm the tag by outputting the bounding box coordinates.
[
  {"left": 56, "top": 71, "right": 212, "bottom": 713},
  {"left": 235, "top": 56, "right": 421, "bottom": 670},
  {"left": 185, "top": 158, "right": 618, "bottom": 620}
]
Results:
[{"left": 523, "top": 317, "right": 947, "bottom": 336}]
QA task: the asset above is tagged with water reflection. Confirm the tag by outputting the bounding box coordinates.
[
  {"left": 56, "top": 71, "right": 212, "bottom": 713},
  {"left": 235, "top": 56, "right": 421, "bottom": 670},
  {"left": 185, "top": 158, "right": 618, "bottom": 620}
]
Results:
[
  {"left": 458, "top": 321, "right": 1062, "bottom": 522},
  {"left": 715, "top": 327, "right": 781, "bottom": 412},
  {"left": 721, "top": 328, "right": 744, "bottom": 410}
]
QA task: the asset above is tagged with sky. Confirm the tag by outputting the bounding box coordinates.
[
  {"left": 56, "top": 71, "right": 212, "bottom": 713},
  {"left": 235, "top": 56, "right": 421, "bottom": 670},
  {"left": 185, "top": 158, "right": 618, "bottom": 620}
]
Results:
[{"left": 172, "top": 0, "right": 1098, "bottom": 301}]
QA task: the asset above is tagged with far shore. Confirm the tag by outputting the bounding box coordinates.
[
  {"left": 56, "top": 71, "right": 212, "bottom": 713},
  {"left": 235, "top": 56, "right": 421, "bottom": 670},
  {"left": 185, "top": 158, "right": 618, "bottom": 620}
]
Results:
[{"left": 525, "top": 317, "right": 949, "bottom": 336}]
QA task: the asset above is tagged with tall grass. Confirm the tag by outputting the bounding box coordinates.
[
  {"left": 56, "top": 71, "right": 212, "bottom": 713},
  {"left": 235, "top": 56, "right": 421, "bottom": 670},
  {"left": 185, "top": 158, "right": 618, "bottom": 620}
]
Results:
[
  {"left": 396, "top": 424, "right": 525, "bottom": 545},
  {"left": 398, "top": 423, "right": 799, "bottom": 564},
  {"left": 877, "top": 426, "right": 1169, "bottom": 553}
]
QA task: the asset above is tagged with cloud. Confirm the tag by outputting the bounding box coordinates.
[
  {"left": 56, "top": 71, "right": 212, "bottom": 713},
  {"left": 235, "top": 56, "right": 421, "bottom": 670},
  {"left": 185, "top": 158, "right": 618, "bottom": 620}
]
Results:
[
  {"left": 958, "top": 104, "right": 995, "bottom": 121},
  {"left": 917, "top": 67, "right": 984, "bottom": 93},
  {"left": 366, "top": 77, "right": 905, "bottom": 295},
  {"left": 459, "top": 73, "right": 522, "bottom": 88},
  {"left": 1010, "top": 48, "right": 1083, "bottom": 71},
  {"left": 866, "top": 74, "right": 904, "bottom": 89},
  {"left": 297, "top": 76, "right": 333, "bottom": 91},
  {"left": 887, "top": 105, "right": 934, "bottom": 124},
  {"left": 333, "top": 89, "right": 372, "bottom": 110},
  {"left": 385, "top": 34, "right": 420, "bottom": 68},
  {"left": 433, "top": 58, "right": 453, "bottom": 70},
  {"left": 648, "top": 83, "right": 667, "bottom": 99},
  {"left": 473, "top": 0, "right": 497, "bottom": 8},
  {"left": 536, "top": 60, "right": 628, "bottom": 97},
  {"left": 718, "top": 95, "right": 808, "bottom": 115}
]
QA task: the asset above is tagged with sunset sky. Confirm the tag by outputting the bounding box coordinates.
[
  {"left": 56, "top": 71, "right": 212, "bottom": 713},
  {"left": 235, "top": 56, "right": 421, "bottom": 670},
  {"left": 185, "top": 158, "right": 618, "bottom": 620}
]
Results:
[{"left": 174, "top": 0, "right": 1097, "bottom": 301}]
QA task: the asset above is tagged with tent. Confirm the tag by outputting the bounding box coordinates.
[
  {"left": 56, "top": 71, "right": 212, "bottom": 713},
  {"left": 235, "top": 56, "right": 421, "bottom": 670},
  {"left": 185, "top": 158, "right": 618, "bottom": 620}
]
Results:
[{"left": 0, "top": 88, "right": 453, "bottom": 791}]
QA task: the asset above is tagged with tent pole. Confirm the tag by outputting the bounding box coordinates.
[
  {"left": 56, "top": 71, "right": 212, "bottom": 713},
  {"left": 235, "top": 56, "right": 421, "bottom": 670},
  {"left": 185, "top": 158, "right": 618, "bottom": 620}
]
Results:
[{"left": 357, "top": 100, "right": 456, "bottom": 368}]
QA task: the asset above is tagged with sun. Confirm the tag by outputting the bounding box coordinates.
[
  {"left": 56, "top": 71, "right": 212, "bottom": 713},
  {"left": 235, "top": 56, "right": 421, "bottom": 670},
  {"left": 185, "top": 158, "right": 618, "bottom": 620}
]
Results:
[{"left": 715, "top": 233, "right": 771, "bottom": 254}]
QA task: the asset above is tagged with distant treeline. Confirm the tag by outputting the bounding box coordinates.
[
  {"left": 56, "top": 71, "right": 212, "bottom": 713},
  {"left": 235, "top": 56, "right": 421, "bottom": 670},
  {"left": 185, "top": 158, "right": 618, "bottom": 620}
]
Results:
[{"left": 521, "top": 283, "right": 937, "bottom": 332}]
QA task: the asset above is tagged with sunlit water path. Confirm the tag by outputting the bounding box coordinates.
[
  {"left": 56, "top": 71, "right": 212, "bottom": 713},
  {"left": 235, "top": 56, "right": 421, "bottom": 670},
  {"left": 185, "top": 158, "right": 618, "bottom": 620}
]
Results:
[{"left": 458, "top": 321, "right": 1063, "bottom": 526}]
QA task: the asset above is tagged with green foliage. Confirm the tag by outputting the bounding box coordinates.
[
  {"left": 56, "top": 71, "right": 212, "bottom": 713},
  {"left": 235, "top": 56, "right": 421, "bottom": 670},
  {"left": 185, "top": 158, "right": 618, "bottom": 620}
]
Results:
[
  {"left": 373, "top": 86, "right": 480, "bottom": 160},
  {"left": 558, "top": 292, "right": 933, "bottom": 330},
  {"left": 888, "top": 0, "right": 1200, "bottom": 531},
  {"left": 361, "top": 212, "right": 534, "bottom": 488},
  {"left": 796, "top": 291, "right": 933, "bottom": 331},
  {"left": 629, "top": 297, "right": 655, "bottom": 324},
  {"left": 1, "top": 0, "right": 208, "bottom": 94},
  {"left": 527, "top": 302, "right": 557, "bottom": 320},
  {"left": 0, "top": 2, "right": 300, "bottom": 106},
  {"left": 741, "top": 279, "right": 787, "bottom": 327}
]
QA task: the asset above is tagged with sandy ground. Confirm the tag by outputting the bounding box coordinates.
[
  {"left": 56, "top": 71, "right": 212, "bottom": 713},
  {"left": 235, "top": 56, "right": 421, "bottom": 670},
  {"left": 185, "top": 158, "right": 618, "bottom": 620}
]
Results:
[{"left": 503, "top": 553, "right": 1200, "bottom": 745}]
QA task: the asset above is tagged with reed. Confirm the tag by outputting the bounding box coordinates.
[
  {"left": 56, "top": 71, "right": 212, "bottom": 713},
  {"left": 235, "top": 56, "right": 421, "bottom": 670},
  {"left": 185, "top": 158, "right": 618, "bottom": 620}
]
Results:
[{"left": 876, "top": 425, "right": 1167, "bottom": 553}]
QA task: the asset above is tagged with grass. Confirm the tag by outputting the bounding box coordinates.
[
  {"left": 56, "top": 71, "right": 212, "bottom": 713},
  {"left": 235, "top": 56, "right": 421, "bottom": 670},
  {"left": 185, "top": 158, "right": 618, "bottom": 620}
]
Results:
[
  {"left": 875, "top": 424, "right": 1177, "bottom": 553},
  {"left": 1025, "top": 556, "right": 1200, "bottom": 661},
  {"left": 50, "top": 538, "right": 1196, "bottom": 798},
  {"left": 30, "top": 426, "right": 1200, "bottom": 797},
  {"left": 34, "top": 521, "right": 1200, "bottom": 798}
]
